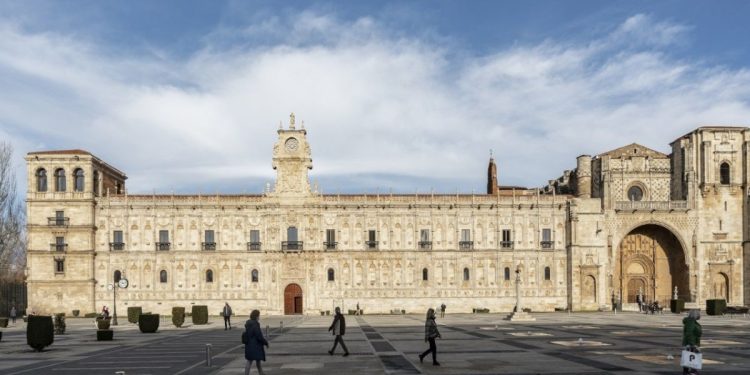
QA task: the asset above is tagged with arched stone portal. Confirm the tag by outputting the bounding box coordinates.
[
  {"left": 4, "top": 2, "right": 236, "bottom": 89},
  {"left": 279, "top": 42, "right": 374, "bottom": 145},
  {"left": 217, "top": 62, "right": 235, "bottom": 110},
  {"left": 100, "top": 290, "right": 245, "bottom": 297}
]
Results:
[
  {"left": 284, "top": 283, "right": 303, "bottom": 315},
  {"left": 615, "top": 225, "right": 689, "bottom": 306}
]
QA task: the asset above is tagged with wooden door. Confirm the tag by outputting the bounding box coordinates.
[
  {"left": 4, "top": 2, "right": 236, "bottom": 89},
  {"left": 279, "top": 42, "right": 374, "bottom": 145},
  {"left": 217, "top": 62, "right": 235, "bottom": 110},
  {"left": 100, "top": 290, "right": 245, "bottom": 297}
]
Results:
[{"left": 284, "top": 283, "right": 303, "bottom": 315}]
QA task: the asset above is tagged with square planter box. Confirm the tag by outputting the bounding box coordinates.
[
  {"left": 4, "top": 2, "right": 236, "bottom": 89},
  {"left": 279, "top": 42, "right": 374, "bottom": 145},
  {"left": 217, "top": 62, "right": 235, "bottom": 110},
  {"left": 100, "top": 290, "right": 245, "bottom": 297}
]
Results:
[
  {"left": 706, "top": 299, "right": 727, "bottom": 316},
  {"left": 97, "top": 329, "right": 114, "bottom": 341},
  {"left": 670, "top": 299, "right": 685, "bottom": 313}
]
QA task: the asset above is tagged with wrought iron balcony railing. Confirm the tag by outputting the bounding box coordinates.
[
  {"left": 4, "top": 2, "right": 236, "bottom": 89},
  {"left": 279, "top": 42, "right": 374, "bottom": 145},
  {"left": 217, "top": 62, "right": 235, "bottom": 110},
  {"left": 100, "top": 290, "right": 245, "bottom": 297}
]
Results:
[
  {"left": 459, "top": 241, "right": 473, "bottom": 250},
  {"left": 156, "top": 242, "right": 171, "bottom": 251},
  {"left": 109, "top": 242, "right": 125, "bottom": 251},
  {"left": 500, "top": 241, "right": 513, "bottom": 249},
  {"left": 540, "top": 241, "right": 553, "bottom": 249},
  {"left": 202, "top": 242, "right": 216, "bottom": 251},
  {"left": 418, "top": 241, "right": 432, "bottom": 250},
  {"left": 50, "top": 244, "right": 68, "bottom": 252},
  {"left": 324, "top": 241, "right": 337, "bottom": 250},
  {"left": 282, "top": 241, "right": 303, "bottom": 251},
  {"left": 47, "top": 217, "right": 69, "bottom": 226},
  {"left": 366, "top": 241, "right": 378, "bottom": 250},
  {"left": 247, "top": 242, "right": 262, "bottom": 251}
]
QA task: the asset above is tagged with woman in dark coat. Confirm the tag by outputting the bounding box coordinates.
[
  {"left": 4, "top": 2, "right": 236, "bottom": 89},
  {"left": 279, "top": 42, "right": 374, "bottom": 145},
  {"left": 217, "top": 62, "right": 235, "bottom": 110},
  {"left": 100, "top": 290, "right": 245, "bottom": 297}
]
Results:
[
  {"left": 682, "top": 309, "right": 702, "bottom": 374},
  {"left": 244, "top": 310, "right": 269, "bottom": 375},
  {"left": 419, "top": 307, "right": 441, "bottom": 366}
]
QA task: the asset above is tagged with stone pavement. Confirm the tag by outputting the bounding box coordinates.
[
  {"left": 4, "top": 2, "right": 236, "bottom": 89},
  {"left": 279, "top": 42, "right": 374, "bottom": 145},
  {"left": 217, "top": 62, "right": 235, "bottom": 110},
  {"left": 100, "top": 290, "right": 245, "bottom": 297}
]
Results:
[{"left": 2, "top": 312, "right": 750, "bottom": 374}]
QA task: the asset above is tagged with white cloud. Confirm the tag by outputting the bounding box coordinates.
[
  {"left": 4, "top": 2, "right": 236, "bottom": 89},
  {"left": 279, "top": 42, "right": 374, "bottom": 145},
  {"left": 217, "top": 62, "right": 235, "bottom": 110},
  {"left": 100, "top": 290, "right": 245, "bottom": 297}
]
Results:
[{"left": 1, "top": 12, "right": 749, "bottom": 195}]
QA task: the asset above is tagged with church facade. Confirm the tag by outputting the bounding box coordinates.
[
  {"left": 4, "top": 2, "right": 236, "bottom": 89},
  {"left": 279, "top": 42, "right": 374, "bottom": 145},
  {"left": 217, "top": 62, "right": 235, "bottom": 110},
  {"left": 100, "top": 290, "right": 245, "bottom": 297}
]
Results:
[{"left": 24, "top": 118, "right": 750, "bottom": 315}]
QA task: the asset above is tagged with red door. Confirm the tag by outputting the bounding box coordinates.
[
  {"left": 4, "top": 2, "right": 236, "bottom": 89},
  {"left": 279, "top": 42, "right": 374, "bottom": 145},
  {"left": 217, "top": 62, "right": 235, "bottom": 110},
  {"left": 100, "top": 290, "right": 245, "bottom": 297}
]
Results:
[{"left": 284, "top": 283, "right": 303, "bottom": 315}]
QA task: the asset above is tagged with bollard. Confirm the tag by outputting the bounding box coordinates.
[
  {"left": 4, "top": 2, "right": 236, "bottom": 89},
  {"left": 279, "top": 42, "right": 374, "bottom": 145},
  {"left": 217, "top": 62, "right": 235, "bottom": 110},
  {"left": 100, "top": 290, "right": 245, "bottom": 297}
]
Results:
[
  {"left": 265, "top": 325, "right": 269, "bottom": 338},
  {"left": 205, "top": 344, "right": 212, "bottom": 367},
  {"left": 280, "top": 321, "right": 283, "bottom": 331}
]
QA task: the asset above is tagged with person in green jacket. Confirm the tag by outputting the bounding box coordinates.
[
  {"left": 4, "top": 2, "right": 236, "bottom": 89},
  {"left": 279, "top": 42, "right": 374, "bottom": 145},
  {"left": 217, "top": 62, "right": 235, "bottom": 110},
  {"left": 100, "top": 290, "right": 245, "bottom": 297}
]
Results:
[{"left": 682, "top": 309, "right": 702, "bottom": 374}]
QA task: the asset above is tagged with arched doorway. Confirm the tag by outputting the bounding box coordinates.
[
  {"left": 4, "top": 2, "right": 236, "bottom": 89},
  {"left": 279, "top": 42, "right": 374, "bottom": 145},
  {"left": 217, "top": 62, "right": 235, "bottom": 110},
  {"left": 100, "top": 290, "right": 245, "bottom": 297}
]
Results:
[
  {"left": 712, "top": 272, "right": 729, "bottom": 300},
  {"left": 615, "top": 224, "right": 689, "bottom": 306},
  {"left": 284, "top": 283, "right": 303, "bottom": 315}
]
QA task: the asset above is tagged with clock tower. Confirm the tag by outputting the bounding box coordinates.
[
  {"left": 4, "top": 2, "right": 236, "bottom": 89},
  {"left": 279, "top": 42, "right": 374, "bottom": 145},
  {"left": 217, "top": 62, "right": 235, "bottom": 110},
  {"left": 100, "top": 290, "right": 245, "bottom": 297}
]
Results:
[{"left": 271, "top": 113, "right": 313, "bottom": 196}]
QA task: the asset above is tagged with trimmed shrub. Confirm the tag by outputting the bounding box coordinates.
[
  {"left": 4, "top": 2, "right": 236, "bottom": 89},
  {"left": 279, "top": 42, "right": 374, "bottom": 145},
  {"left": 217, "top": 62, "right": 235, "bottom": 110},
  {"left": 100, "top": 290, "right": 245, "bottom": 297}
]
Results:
[
  {"left": 83, "top": 312, "right": 98, "bottom": 318},
  {"left": 96, "top": 329, "right": 114, "bottom": 341},
  {"left": 72, "top": 310, "right": 80, "bottom": 317},
  {"left": 191, "top": 305, "right": 208, "bottom": 325},
  {"left": 670, "top": 299, "right": 685, "bottom": 314},
  {"left": 0, "top": 317, "right": 8, "bottom": 328},
  {"left": 96, "top": 317, "right": 111, "bottom": 330},
  {"left": 27, "top": 315, "right": 54, "bottom": 352},
  {"left": 127, "top": 307, "right": 142, "bottom": 324},
  {"left": 53, "top": 314, "right": 66, "bottom": 335},
  {"left": 706, "top": 299, "right": 727, "bottom": 316},
  {"left": 138, "top": 314, "right": 160, "bottom": 333},
  {"left": 473, "top": 308, "right": 490, "bottom": 313},
  {"left": 172, "top": 307, "right": 185, "bottom": 328}
]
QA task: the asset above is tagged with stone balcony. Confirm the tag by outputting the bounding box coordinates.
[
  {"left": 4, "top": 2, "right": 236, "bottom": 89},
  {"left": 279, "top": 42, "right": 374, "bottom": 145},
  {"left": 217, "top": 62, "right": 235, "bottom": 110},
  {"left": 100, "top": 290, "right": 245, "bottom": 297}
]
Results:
[{"left": 614, "top": 200, "right": 688, "bottom": 212}]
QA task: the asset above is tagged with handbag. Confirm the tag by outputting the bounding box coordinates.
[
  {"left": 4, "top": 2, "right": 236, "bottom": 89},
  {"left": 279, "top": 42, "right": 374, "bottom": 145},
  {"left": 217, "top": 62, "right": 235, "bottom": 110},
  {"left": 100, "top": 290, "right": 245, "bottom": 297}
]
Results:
[
  {"left": 241, "top": 330, "right": 248, "bottom": 345},
  {"left": 680, "top": 349, "right": 702, "bottom": 370}
]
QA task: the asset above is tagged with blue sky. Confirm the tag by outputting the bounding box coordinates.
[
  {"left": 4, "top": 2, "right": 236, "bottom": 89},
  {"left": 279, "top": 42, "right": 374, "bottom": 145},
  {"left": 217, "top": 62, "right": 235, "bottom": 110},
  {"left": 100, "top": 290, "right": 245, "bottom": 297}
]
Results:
[{"left": 1, "top": 0, "right": 750, "bottom": 194}]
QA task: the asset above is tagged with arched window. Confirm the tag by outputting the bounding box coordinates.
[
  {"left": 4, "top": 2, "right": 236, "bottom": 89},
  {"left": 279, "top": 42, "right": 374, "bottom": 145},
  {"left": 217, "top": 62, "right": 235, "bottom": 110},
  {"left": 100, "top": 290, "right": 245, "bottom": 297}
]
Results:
[
  {"left": 113, "top": 270, "right": 122, "bottom": 283},
  {"left": 327, "top": 268, "right": 335, "bottom": 281},
  {"left": 73, "top": 168, "right": 84, "bottom": 192},
  {"left": 422, "top": 268, "right": 429, "bottom": 281},
  {"left": 504, "top": 267, "right": 511, "bottom": 281},
  {"left": 720, "top": 162, "right": 730, "bottom": 185},
  {"left": 627, "top": 185, "right": 643, "bottom": 201},
  {"left": 544, "top": 267, "right": 551, "bottom": 280},
  {"left": 36, "top": 168, "right": 47, "bottom": 192},
  {"left": 463, "top": 267, "right": 470, "bottom": 281},
  {"left": 206, "top": 269, "right": 214, "bottom": 283},
  {"left": 93, "top": 171, "right": 99, "bottom": 196},
  {"left": 251, "top": 269, "right": 259, "bottom": 283},
  {"left": 54, "top": 168, "right": 66, "bottom": 192},
  {"left": 160, "top": 270, "right": 168, "bottom": 283}
]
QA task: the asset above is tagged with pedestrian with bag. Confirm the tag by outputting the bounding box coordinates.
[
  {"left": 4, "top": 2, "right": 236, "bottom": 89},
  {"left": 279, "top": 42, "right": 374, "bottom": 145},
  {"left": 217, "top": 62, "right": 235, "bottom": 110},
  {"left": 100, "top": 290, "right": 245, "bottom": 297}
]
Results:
[
  {"left": 223, "top": 302, "right": 233, "bottom": 330},
  {"left": 328, "top": 306, "right": 350, "bottom": 356},
  {"left": 419, "top": 307, "right": 441, "bottom": 366},
  {"left": 242, "top": 310, "right": 269, "bottom": 375},
  {"left": 681, "top": 309, "right": 702, "bottom": 374}
]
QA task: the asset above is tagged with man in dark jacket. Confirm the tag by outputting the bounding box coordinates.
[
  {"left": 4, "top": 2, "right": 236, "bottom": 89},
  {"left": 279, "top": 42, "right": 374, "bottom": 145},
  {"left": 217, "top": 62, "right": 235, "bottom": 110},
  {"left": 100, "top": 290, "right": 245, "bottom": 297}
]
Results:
[
  {"left": 328, "top": 307, "right": 349, "bottom": 356},
  {"left": 244, "top": 310, "right": 269, "bottom": 375},
  {"left": 223, "top": 302, "right": 233, "bottom": 330}
]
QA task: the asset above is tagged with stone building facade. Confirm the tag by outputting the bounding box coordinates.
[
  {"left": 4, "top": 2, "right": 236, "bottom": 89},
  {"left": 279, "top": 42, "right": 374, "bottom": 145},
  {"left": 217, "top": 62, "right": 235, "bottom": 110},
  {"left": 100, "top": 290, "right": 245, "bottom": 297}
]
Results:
[{"left": 25, "top": 119, "right": 750, "bottom": 315}]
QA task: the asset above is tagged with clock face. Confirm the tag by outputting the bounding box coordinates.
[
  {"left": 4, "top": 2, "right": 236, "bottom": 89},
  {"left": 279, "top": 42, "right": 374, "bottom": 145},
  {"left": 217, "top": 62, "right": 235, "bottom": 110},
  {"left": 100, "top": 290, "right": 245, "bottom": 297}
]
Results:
[
  {"left": 285, "top": 138, "right": 299, "bottom": 151},
  {"left": 118, "top": 278, "right": 129, "bottom": 289}
]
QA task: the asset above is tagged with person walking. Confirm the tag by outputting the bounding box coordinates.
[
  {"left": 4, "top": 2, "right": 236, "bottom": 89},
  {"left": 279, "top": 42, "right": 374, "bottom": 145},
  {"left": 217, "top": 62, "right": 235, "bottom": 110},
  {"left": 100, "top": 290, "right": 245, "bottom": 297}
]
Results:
[
  {"left": 10, "top": 305, "right": 17, "bottom": 324},
  {"left": 243, "top": 310, "right": 269, "bottom": 375},
  {"left": 223, "top": 302, "right": 233, "bottom": 330},
  {"left": 440, "top": 303, "right": 446, "bottom": 318},
  {"left": 636, "top": 294, "right": 643, "bottom": 312},
  {"left": 328, "top": 307, "right": 350, "bottom": 356},
  {"left": 682, "top": 309, "right": 702, "bottom": 374},
  {"left": 419, "top": 307, "right": 441, "bottom": 366},
  {"left": 355, "top": 302, "right": 360, "bottom": 315}
]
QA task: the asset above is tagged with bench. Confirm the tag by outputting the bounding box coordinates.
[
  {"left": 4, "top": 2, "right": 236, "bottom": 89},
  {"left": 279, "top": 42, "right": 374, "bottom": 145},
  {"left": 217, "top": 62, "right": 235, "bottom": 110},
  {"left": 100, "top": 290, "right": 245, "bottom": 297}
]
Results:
[{"left": 725, "top": 306, "right": 749, "bottom": 317}]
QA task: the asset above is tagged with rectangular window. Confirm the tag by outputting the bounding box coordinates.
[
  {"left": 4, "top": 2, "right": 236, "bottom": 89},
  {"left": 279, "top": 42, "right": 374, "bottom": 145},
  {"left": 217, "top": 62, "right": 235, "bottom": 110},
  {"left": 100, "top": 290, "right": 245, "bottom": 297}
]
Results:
[
  {"left": 248, "top": 230, "right": 261, "bottom": 251},
  {"left": 55, "top": 259, "right": 65, "bottom": 273},
  {"left": 49, "top": 210, "right": 68, "bottom": 226},
  {"left": 501, "top": 229, "right": 512, "bottom": 248},
  {"left": 157, "top": 230, "right": 170, "bottom": 251},
  {"left": 325, "top": 229, "right": 336, "bottom": 249},
  {"left": 54, "top": 236, "right": 66, "bottom": 252},
  {"left": 111, "top": 230, "right": 124, "bottom": 250},
  {"left": 541, "top": 229, "right": 552, "bottom": 249},
  {"left": 419, "top": 229, "right": 431, "bottom": 250},
  {"left": 203, "top": 230, "right": 216, "bottom": 250},
  {"left": 460, "top": 229, "right": 472, "bottom": 249},
  {"left": 367, "top": 230, "right": 377, "bottom": 249}
]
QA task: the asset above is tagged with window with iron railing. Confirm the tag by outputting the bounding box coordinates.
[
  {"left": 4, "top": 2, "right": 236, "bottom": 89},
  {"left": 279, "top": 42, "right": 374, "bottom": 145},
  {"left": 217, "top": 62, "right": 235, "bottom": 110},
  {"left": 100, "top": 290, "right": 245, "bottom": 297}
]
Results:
[
  {"left": 419, "top": 229, "right": 432, "bottom": 249},
  {"left": 366, "top": 230, "right": 378, "bottom": 249},
  {"left": 501, "top": 229, "right": 513, "bottom": 248},
  {"left": 325, "top": 229, "right": 337, "bottom": 250},
  {"left": 248, "top": 230, "right": 261, "bottom": 251},
  {"left": 459, "top": 229, "right": 472, "bottom": 249},
  {"left": 202, "top": 230, "right": 216, "bottom": 250},
  {"left": 48, "top": 211, "right": 69, "bottom": 226},
  {"left": 156, "top": 230, "right": 170, "bottom": 251},
  {"left": 541, "top": 228, "right": 553, "bottom": 249},
  {"left": 110, "top": 230, "right": 124, "bottom": 250}
]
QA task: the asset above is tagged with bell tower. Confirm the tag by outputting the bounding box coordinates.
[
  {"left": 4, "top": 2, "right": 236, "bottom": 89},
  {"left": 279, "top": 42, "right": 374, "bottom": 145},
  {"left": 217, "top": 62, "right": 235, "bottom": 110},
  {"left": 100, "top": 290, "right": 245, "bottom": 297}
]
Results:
[{"left": 271, "top": 113, "right": 313, "bottom": 196}]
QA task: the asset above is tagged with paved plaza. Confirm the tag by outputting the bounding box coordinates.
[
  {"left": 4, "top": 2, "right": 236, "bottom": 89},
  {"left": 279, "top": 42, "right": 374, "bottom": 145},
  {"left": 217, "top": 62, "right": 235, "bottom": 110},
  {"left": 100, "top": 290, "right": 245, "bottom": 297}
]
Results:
[{"left": 1, "top": 312, "right": 750, "bottom": 374}]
